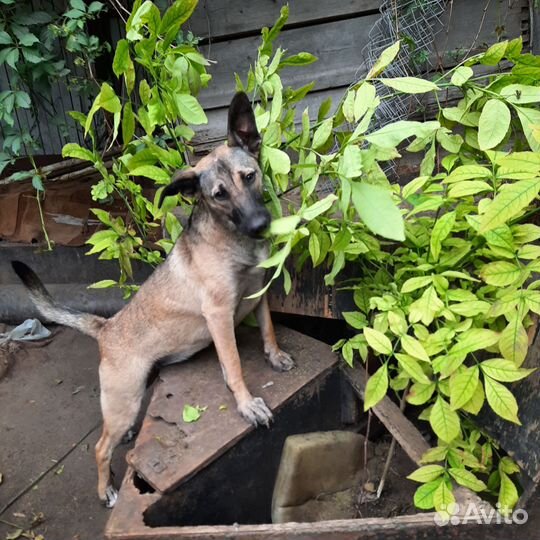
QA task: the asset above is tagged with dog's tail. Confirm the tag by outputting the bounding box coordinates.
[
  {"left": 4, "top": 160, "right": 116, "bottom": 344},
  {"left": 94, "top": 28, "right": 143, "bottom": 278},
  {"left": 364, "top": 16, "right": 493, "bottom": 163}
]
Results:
[{"left": 11, "top": 261, "right": 106, "bottom": 339}]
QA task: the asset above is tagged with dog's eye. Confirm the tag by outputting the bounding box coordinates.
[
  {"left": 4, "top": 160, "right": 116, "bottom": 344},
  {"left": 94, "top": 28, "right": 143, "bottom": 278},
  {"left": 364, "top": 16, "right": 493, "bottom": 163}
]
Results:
[
  {"left": 214, "top": 187, "right": 229, "bottom": 201},
  {"left": 244, "top": 171, "right": 255, "bottom": 184}
]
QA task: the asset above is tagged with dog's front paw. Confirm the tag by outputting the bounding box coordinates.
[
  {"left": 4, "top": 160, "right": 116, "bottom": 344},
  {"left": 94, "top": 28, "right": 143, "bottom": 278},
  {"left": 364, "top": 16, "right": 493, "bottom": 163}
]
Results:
[
  {"left": 266, "top": 349, "right": 296, "bottom": 372},
  {"left": 238, "top": 396, "right": 273, "bottom": 428}
]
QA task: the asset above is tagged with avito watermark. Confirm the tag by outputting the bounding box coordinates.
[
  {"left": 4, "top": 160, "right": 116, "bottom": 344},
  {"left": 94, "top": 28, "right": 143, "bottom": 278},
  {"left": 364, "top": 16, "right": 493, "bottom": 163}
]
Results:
[{"left": 434, "top": 502, "right": 528, "bottom": 526}]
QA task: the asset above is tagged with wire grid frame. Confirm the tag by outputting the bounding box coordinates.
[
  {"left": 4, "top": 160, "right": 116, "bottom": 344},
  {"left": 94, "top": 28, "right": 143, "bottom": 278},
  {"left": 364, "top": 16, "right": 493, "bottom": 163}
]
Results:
[{"left": 318, "top": 0, "right": 447, "bottom": 194}]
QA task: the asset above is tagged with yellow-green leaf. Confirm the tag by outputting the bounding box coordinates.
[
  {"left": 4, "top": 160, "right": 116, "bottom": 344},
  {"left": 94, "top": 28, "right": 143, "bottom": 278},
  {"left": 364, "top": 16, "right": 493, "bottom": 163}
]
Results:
[
  {"left": 498, "top": 471, "right": 519, "bottom": 516},
  {"left": 367, "top": 40, "right": 400, "bottom": 79},
  {"left": 407, "top": 464, "right": 445, "bottom": 483},
  {"left": 380, "top": 76, "right": 439, "bottom": 94},
  {"left": 363, "top": 362, "right": 388, "bottom": 410},
  {"left": 450, "top": 366, "right": 479, "bottom": 410},
  {"left": 433, "top": 479, "right": 455, "bottom": 515},
  {"left": 430, "top": 396, "right": 460, "bottom": 442},
  {"left": 430, "top": 211, "right": 455, "bottom": 261},
  {"left": 363, "top": 327, "right": 392, "bottom": 355},
  {"left": 451, "top": 66, "right": 473, "bottom": 86},
  {"left": 479, "top": 261, "right": 521, "bottom": 287},
  {"left": 481, "top": 358, "right": 535, "bottom": 381},
  {"left": 396, "top": 353, "right": 430, "bottom": 383},
  {"left": 401, "top": 276, "right": 433, "bottom": 293},
  {"left": 448, "top": 180, "right": 492, "bottom": 198},
  {"left": 400, "top": 334, "right": 430, "bottom": 362},
  {"left": 478, "top": 99, "right": 510, "bottom": 150},
  {"left": 484, "top": 375, "right": 521, "bottom": 424},
  {"left": 407, "top": 381, "right": 436, "bottom": 405},
  {"left": 448, "top": 468, "right": 486, "bottom": 492},
  {"left": 414, "top": 478, "right": 442, "bottom": 510},
  {"left": 499, "top": 318, "right": 528, "bottom": 366}
]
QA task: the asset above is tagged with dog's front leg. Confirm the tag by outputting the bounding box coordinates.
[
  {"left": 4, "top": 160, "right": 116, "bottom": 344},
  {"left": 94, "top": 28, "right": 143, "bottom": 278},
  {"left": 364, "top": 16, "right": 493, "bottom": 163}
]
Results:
[
  {"left": 255, "top": 295, "right": 295, "bottom": 372},
  {"left": 203, "top": 304, "right": 273, "bottom": 427}
]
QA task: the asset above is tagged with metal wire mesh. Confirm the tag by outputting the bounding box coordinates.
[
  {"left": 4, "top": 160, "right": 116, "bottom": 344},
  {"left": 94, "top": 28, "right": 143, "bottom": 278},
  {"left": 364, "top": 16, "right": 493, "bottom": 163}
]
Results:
[{"left": 318, "top": 0, "right": 447, "bottom": 194}]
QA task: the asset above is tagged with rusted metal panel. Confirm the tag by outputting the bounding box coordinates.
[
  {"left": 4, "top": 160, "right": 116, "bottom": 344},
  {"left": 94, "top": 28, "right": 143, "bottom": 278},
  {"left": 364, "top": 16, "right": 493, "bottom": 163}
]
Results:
[{"left": 126, "top": 325, "right": 338, "bottom": 493}]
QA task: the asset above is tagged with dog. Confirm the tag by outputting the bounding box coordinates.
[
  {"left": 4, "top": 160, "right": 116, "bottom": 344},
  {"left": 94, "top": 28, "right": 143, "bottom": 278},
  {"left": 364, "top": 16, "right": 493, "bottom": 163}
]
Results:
[{"left": 11, "top": 92, "right": 295, "bottom": 508}]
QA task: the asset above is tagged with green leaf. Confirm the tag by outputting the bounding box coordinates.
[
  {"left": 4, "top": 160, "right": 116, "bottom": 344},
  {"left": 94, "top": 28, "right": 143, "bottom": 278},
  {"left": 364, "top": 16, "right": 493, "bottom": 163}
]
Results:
[
  {"left": 407, "top": 381, "right": 436, "bottom": 405},
  {"left": 363, "top": 327, "right": 392, "bottom": 355},
  {"left": 342, "top": 311, "right": 367, "bottom": 330},
  {"left": 174, "top": 94, "right": 207, "bottom": 125},
  {"left": 354, "top": 82, "right": 377, "bottom": 122},
  {"left": 413, "top": 479, "right": 442, "bottom": 510},
  {"left": 122, "top": 101, "right": 135, "bottom": 145},
  {"left": 380, "top": 76, "right": 439, "bottom": 94},
  {"left": 479, "top": 261, "right": 521, "bottom": 287},
  {"left": 430, "top": 396, "right": 460, "bottom": 442},
  {"left": 498, "top": 471, "right": 519, "bottom": 515},
  {"left": 480, "top": 41, "right": 507, "bottom": 66},
  {"left": 18, "top": 33, "right": 39, "bottom": 47},
  {"left": 338, "top": 145, "right": 363, "bottom": 178},
  {"left": 301, "top": 194, "right": 337, "bottom": 221},
  {"left": 449, "top": 301, "right": 490, "bottom": 317},
  {"left": 499, "top": 456, "right": 520, "bottom": 474},
  {"left": 430, "top": 211, "right": 455, "bottom": 261},
  {"left": 484, "top": 375, "right": 521, "bottom": 424},
  {"left": 481, "top": 359, "right": 534, "bottom": 382},
  {"left": 130, "top": 165, "right": 170, "bottom": 184},
  {"left": 450, "top": 366, "right": 479, "bottom": 410},
  {"left": 451, "top": 66, "right": 473, "bottom": 86},
  {"left": 0, "top": 31, "right": 12, "bottom": 45},
  {"left": 14, "top": 91, "right": 30, "bottom": 109},
  {"left": 478, "top": 99, "right": 510, "bottom": 150},
  {"left": 500, "top": 84, "right": 540, "bottom": 104},
  {"left": 444, "top": 165, "right": 492, "bottom": 183},
  {"left": 279, "top": 52, "right": 317, "bottom": 66},
  {"left": 182, "top": 403, "right": 206, "bottom": 423},
  {"left": 448, "top": 180, "right": 492, "bottom": 198},
  {"left": 450, "top": 329, "right": 500, "bottom": 356},
  {"left": 408, "top": 286, "right": 444, "bottom": 326},
  {"left": 351, "top": 182, "right": 405, "bottom": 241},
  {"left": 160, "top": 0, "right": 198, "bottom": 35},
  {"left": 85, "top": 83, "right": 121, "bottom": 133},
  {"left": 449, "top": 468, "right": 486, "bottom": 492},
  {"left": 367, "top": 41, "right": 400, "bottom": 79},
  {"left": 396, "top": 353, "right": 430, "bottom": 383},
  {"left": 263, "top": 146, "right": 290, "bottom": 175},
  {"left": 479, "top": 178, "right": 540, "bottom": 233},
  {"left": 363, "top": 362, "right": 388, "bottom": 410},
  {"left": 88, "top": 279, "right": 117, "bottom": 289},
  {"left": 499, "top": 318, "right": 528, "bottom": 366},
  {"left": 433, "top": 479, "right": 455, "bottom": 515},
  {"left": 516, "top": 106, "right": 540, "bottom": 152},
  {"left": 269, "top": 215, "right": 300, "bottom": 235},
  {"left": 461, "top": 380, "right": 485, "bottom": 415},
  {"left": 62, "top": 143, "right": 94, "bottom": 162},
  {"left": 113, "top": 39, "right": 130, "bottom": 77},
  {"left": 400, "top": 334, "right": 430, "bottom": 362},
  {"left": 312, "top": 118, "right": 333, "bottom": 149},
  {"left": 420, "top": 446, "right": 448, "bottom": 464},
  {"left": 407, "top": 465, "right": 445, "bottom": 483},
  {"left": 401, "top": 276, "right": 432, "bottom": 293},
  {"left": 364, "top": 120, "right": 439, "bottom": 148}
]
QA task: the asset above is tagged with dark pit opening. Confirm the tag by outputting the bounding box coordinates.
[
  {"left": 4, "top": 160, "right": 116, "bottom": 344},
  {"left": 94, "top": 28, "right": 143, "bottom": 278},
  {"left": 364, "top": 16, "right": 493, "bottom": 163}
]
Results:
[
  {"left": 143, "top": 368, "right": 346, "bottom": 527},
  {"left": 133, "top": 472, "right": 156, "bottom": 494}
]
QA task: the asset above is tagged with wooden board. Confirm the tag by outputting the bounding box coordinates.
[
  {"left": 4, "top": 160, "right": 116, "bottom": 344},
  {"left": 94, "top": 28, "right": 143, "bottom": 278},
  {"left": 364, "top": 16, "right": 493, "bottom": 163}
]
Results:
[
  {"left": 186, "top": 0, "right": 380, "bottom": 41},
  {"left": 126, "top": 325, "right": 338, "bottom": 493}
]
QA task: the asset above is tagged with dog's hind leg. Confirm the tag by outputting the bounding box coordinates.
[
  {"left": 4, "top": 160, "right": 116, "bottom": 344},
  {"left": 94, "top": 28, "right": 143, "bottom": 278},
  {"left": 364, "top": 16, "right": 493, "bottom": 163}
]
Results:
[{"left": 95, "top": 361, "right": 146, "bottom": 508}]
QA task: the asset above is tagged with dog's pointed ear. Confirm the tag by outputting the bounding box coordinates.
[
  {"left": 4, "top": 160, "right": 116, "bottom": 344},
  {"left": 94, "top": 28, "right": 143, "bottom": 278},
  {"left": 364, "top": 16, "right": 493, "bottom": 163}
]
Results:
[
  {"left": 227, "top": 92, "right": 261, "bottom": 157},
  {"left": 159, "top": 168, "right": 200, "bottom": 206}
]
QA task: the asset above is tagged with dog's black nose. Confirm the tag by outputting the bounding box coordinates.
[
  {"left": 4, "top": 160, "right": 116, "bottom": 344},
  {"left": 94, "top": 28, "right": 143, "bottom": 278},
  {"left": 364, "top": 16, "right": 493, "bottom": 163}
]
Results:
[{"left": 247, "top": 211, "right": 271, "bottom": 237}]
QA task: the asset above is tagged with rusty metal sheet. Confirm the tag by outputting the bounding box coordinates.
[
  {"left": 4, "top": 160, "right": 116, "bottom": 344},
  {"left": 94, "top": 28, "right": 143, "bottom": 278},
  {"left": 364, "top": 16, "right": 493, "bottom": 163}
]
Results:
[{"left": 127, "top": 325, "right": 338, "bottom": 494}]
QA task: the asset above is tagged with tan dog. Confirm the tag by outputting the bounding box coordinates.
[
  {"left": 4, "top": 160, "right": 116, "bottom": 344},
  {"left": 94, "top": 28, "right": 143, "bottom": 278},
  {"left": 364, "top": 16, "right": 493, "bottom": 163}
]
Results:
[{"left": 12, "top": 92, "right": 295, "bottom": 507}]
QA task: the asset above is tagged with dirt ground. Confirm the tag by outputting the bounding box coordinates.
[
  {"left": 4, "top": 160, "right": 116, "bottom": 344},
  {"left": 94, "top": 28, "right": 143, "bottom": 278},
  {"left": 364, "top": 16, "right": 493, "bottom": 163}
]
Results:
[
  {"left": 1, "top": 325, "right": 540, "bottom": 540},
  {"left": 0, "top": 327, "right": 132, "bottom": 540}
]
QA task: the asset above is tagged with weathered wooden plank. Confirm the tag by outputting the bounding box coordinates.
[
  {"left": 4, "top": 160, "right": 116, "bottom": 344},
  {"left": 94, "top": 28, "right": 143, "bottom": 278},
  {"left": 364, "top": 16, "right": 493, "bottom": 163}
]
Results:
[
  {"left": 186, "top": 0, "right": 381, "bottom": 41},
  {"left": 127, "top": 325, "right": 339, "bottom": 493},
  {"left": 198, "top": 14, "right": 380, "bottom": 110},
  {"left": 341, "top": 365, "right": 430, "bottom": 465}
]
